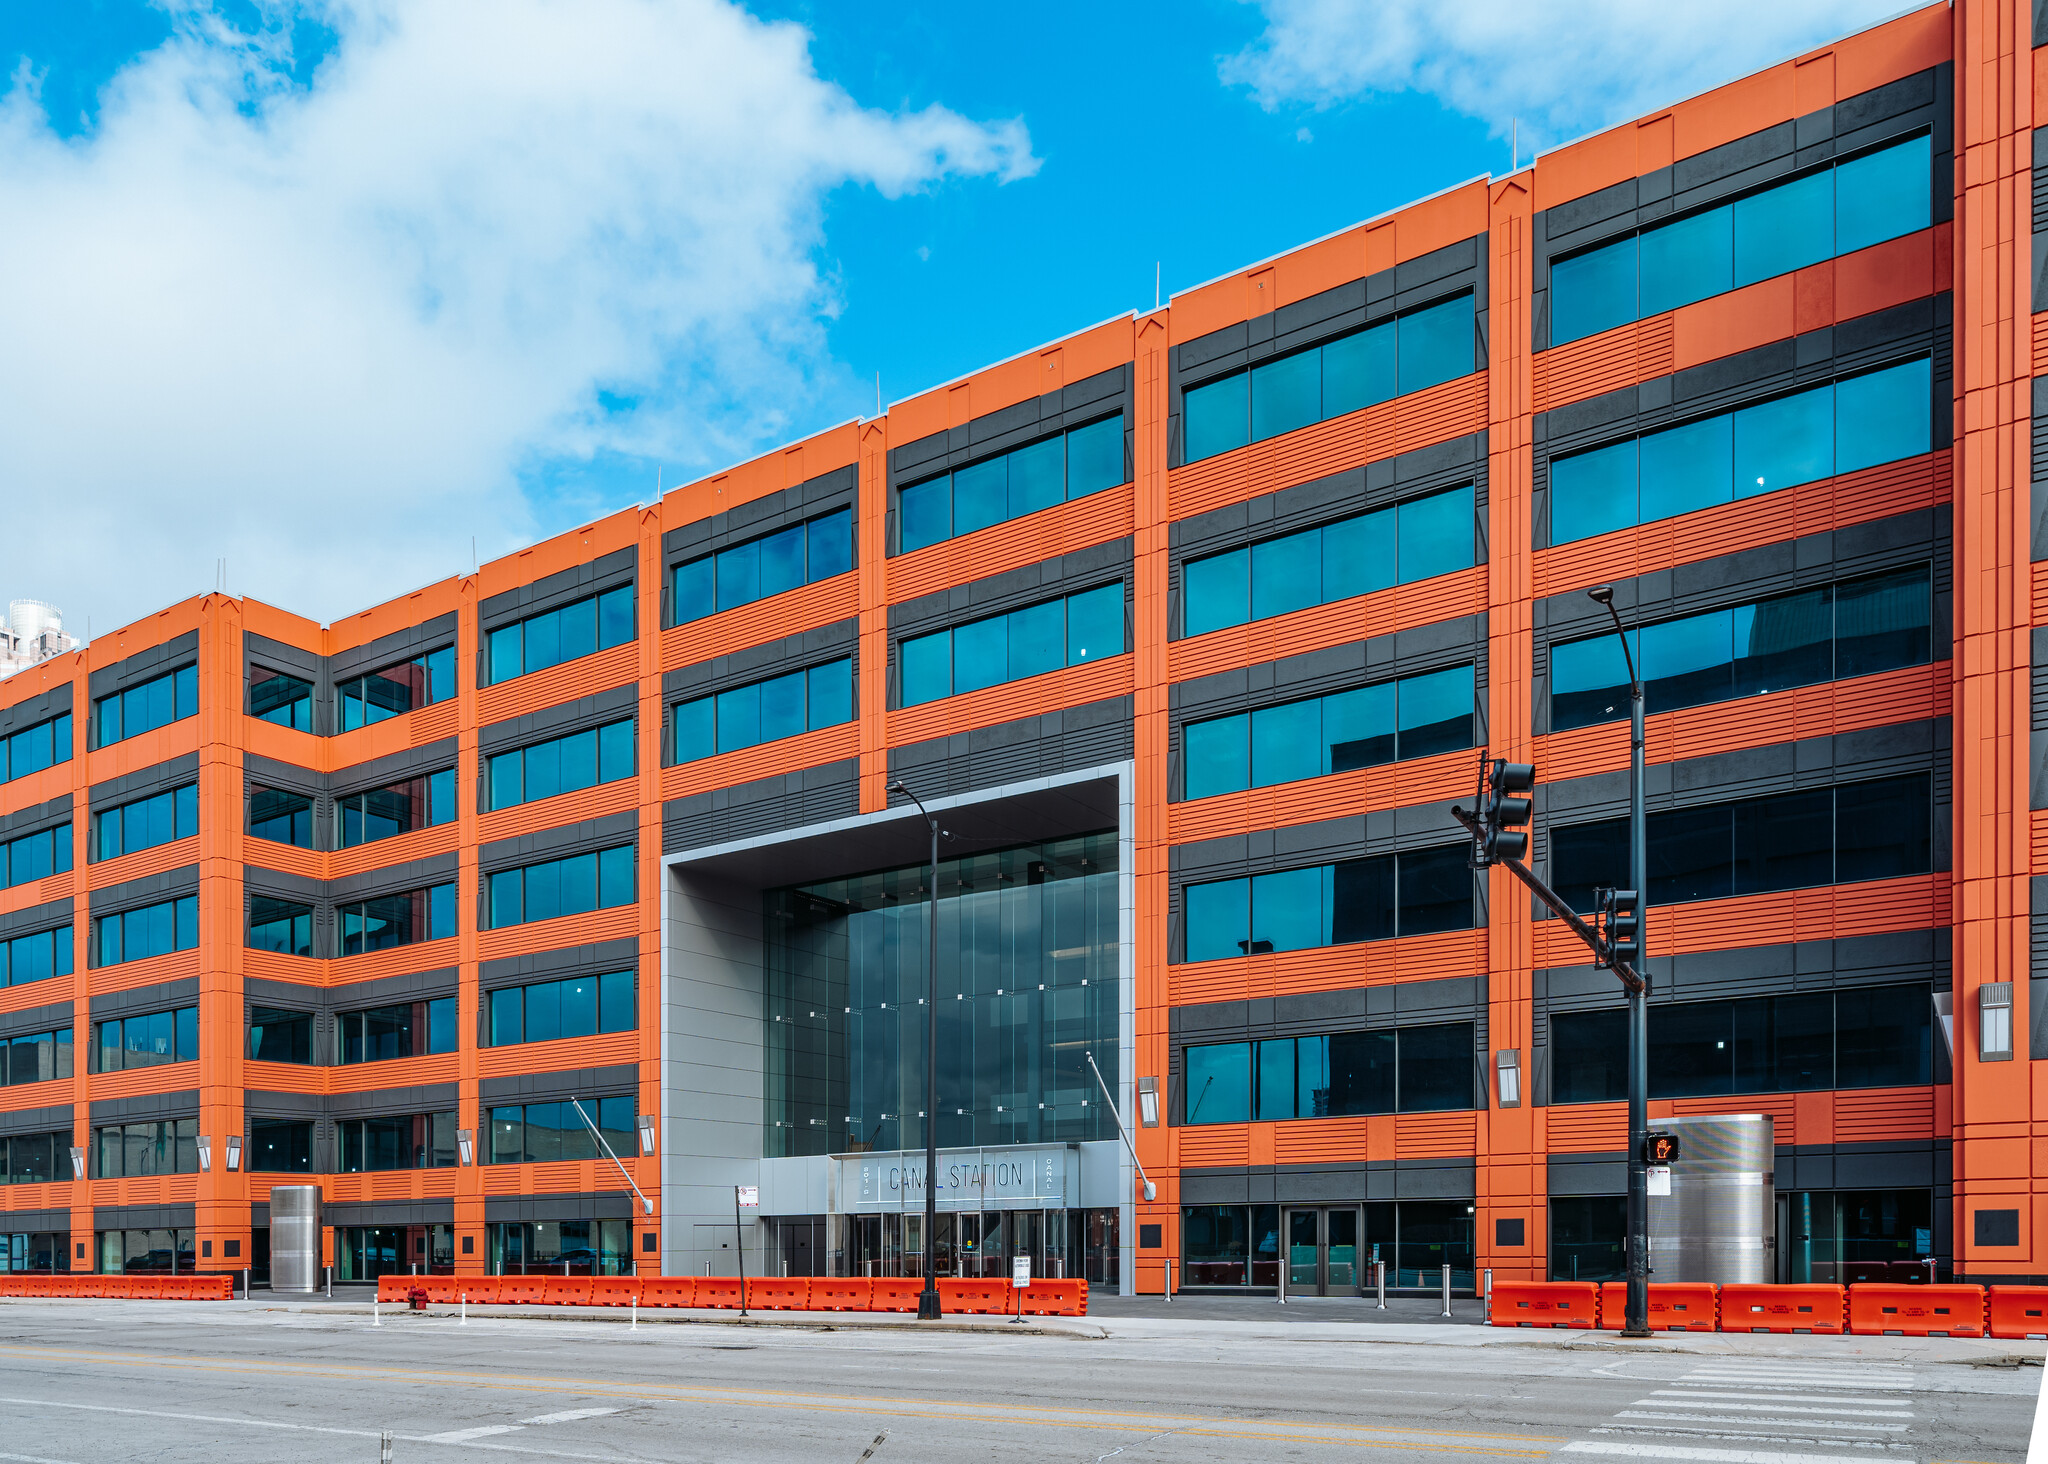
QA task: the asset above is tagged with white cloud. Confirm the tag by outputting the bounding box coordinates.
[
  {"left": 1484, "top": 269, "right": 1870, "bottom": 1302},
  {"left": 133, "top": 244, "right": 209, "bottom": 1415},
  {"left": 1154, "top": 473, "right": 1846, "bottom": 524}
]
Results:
[
  {"left": 0, "top": 0, "right": 1034, "bottom": 632},
  {"left": 1222, "top": 0, "right": 1909, "bottom": 147}
]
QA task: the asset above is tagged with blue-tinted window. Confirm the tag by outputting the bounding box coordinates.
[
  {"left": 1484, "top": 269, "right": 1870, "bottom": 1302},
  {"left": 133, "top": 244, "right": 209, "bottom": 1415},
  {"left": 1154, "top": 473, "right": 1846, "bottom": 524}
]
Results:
[
  {"left": 97, "top": 785, "right": 198, "bottom": 862},
  {"left": 899, "top": 418, "right": 1127, "bottom": 554},
  {"left": 1183, "top": 295, "right": 1474, "bottom": 464},
  {"left": 336, "top": 999, "right": 457, "bottom": 1062},
  {"left": 338, "top": 646, "right": 458, "bottom": 731},
  {"left": 486, "top": 846, "right": 634, "bottom": 930},
  {"left": 1549, "top": 358, "right": 1930, "bottom": 544},
  {"left": 486, "top": 1094, "right": 635, "bottom": 1164},
  {"left": 1552, "top": 135, "right": 1930, "bottom": 345},
  {"left": 1551, "top": 564, "right": 1931, "bottom": 731},
  {"left": 248, "top": 897, "right": 312, "bottom": 957},
  {"left": 1183, "top": 485, "right": 1473, "bottom": 636},
  {"left": 672, "top": 509, "right": 854, "bottom": 624},
  {"left": 337, "top": 768, "right": 459, "bottom": 848},
  {"left": 95, "top": 896, "right": 199, "bottom": 967},
  {"left": 0, "top": 926, "right": 72, "bottom": 988},
  {"left": 339, "top": 884, "right": 455, "bottom": 957},
  {"left": 1181, "top": 845, "right": 1472, "bottom": 963},
  {"left": 95, "top": 665, "right": 197, "bottom": 748},
  {"left": 899, "top": 586, "right": 1125, "bottom": 708},
  {"left": 1185, "top": 1022, "right": 1473, "bottom": 1123},
  {"left": 487, "top": 720, "right": 634, "bottom": 811},
  {"left": 1, "top": 1025, "right": 74, "bottom": 1085},
  {"left": 249, "top": 785, "right": 314, "bottom": 848},
  {"left": 0, "top": 713, "right": 71, "bottom": 784},
  {"left": 0, "top": 824, "right": 71, "bottom": 889},
  {"left": 93, "top": 1007, "right": 196, "bottom": 1071},
  {"left": 485, "top": 585, "right": 635, "bottom": 684},
  {"left": 249, "top": 668, "right": 313, "bottom": 731},
  {"left": 487, "top": 970, "right": 635, "bottom": 1047},
  {"left": 1184, "top": 664, "right": 1473, "bottom": 800},
  {"left": 672, "top": 659, "right": 852, "bottom": 763}
]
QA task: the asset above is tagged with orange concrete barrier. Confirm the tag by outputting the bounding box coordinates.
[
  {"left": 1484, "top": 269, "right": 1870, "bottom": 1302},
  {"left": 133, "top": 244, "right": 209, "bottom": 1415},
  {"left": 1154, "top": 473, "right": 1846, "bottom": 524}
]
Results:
[
  {"left": 638, "top": 1277, "right": 697, "bottom": 1308},
  {"left": 1848, "top": 1283, "right": 1985, "bottom": 1337},
  {"left": 496, "top": 1276, "right": 546, "bottom": 1306},
  {"left": 746, "top": 1278, "right": 811, "bottom": 1310},
  {"left": 453, "top": 1278, "right": 498, "bottom": 1304},
  {"left": 1490, "top": 1281, "right": 1599, "bottom": 1328},
  {"left": 588, "top": 1277, "right": 643, "bottom": 1307},
  {"left": 377, "top": 1276, "right": 409, "bottom": 1303},
  {"left": 809, "top": 1278, "right": 872, "bottom": 1311},
  {"left": 1986, "top": 1286, "right": 2048, "bottom": 1339},
  {"left": 1717, "top": 1283, "right": 1845, "bottom": 1334},
  {"left": 1598, "top": 1281, "right": 1717, "bottom": 1331},
  {"left": 869, "top": 1277, "right": 924, "bottom": 1313},
  {"left": 694, "top": 1277, "right": 743, "bottom": 1309},
  {"left": 1017, "top": 1279, "right": 1089, "bottom": 1316},
  {"left": 543, "top": 1277, "right": 593, "bottom": 1307},
  {"left": 939, "top": 1278, "right": 1008, "bottom": 1315}
]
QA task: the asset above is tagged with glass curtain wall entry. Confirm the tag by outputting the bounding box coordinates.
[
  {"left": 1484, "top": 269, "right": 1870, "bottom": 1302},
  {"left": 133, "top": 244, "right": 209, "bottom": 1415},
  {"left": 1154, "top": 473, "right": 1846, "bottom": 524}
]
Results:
[
  {"left": 1548, "top": 772, "right": 1933, "bottom": 913},
  {"left": 1549, "top": 565, "right": 1933, "bottom": 731},
  {"left": 487, "top": 721, "right": 634, "bottom": 811},
  {"left": 1182, "top": 485, "right": 1475, "bottom": 638},
  {"left": 96, "top": 785, "right": 197, "bottom": 861},
  {"left": 1551, "top": 134, "right": 1932, "bottom": 345},
  {"left": 95, "top": 665, "right": 198, "bottom": 747},
  {"left": 898, "top": 416, "right": 1128, "bottom": 553},
  {"left": 1183, "top": 664, "right": 1474, "bottom": 800},
  {"left": 1183, "top": 294, "right": 1476, "bottom": 463},
  {"left": 337, "top": 769, "right": 458, "bottom": 846},
  {"left": 249, "top": 669, "right": 313, "bottom": 731},
  {"left": 1, "top": 927, "right": 74, "bottom": 988},
  {"left": 1549, "top": 982, "right": 1932, "bottom": 1103},
  {"left": 672, "top": 508, "right": 855, "bottom": 625},
  {"left": 486, "top": 586, "right": 635, "bottom": 685},
  {"left": 338, "top": 646, "right": 458, "bottom": 730},
  {"left": 1181, "top": 844, "right": 1474, "bottom": 964},
  {"left": 0, "top": 825, "right": 71, "bottom": 889},
  {"left": 899, "top": 585, "right": 1125, "bottom": 707},
  {"left": 763, "top": 832, "right": 1120, "bottom": 1158},
  {"left": 672, "top": 659, "right": 854, "bottom": 763},
  {"left": 1549, "top": 357, "right": 1931, "bottom": 543},
  {"left": 1, "top": 713, "right": 71, "bottom": 784}
]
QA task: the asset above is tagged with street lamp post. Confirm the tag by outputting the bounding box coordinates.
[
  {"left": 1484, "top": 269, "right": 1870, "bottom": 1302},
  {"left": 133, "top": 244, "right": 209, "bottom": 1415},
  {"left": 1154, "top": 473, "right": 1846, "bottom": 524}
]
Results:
[
  {"left": 888, "top": 780, "right": 945, "bottom": 1321},
  {"left": 1588, "top": 584, "right": 1650, "bottom": 1340}
]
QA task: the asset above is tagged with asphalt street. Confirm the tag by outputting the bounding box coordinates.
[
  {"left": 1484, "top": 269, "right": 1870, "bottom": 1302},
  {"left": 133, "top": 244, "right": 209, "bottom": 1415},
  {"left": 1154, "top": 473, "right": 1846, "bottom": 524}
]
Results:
[{"left": 0, "top": 1298, "right": 2037, "bottom": 1464}]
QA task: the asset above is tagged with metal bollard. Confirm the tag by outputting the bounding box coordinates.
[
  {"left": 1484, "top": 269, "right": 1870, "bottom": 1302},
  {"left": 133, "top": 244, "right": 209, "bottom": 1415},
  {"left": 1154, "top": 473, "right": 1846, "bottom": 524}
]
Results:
[
  {"left": 631, "top": 1296, "right": 638, "bottom": 1331},
  {"left": 1164, "top": 1257, "right": 1172, "bottom": 1303},
  {"left": 373, "top": 1294, "right": 380, "bottom": 1327},
  {"left": 1374, "top": 1259, "right": 1386, "bottom": 1310},
  {"left": 459, "top": 1292, "right": 466, "bottom": 1326},
  {"left": 325, "top": 1265, "right": 332, "bottom": 1299},
  {"left": 1277, "top": 1253, "right": 1286, "bottom": 1306},
  {"left": 379, "top": 1430, "right": 393, "bottom": 1464},
  {"left": 1483, "top": 1268, "right": 1492, "bottom": 1324},
  {"left": 1440, "top": 1264, "right": 1452, "bottom": 1317}
]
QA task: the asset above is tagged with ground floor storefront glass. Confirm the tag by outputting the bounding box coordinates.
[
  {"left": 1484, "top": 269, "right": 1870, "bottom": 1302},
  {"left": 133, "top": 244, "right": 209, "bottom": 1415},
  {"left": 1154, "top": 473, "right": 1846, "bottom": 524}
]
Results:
[
  {"left": 827, "top": 1207, "right": 1116, "bottom": 1285},
  {"left": 487, "top": 1219, "right": 631, "bottom": 1275},
  {"left": 97, "top": 1228, "right": 193, "bottom": 1273},
  {"left": 336, "top": 1224, "right": 456, "bottom": 1280},
  {"left": 1547, "top": 1189, "right": 1935, "bottom": 1282},
  {"left": 0, "top": 1231, "right": 68, "bottom": 1271},
  {"left": 1182, "top": 1203, "right": 1473, "bottom": 1291}
]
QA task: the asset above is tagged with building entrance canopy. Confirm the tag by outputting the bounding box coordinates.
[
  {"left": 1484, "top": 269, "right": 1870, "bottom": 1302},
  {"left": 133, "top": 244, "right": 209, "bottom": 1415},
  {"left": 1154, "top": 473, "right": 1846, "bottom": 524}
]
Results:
[{"left": 831, "top": 1144, "right": 1078, "bottom": 1213}]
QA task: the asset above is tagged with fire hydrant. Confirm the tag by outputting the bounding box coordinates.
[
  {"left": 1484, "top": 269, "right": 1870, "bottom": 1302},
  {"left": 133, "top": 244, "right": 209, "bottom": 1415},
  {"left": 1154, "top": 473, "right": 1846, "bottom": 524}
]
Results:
[{"left": 408, "top": 1287, "right": 428, "bottom": 1311}]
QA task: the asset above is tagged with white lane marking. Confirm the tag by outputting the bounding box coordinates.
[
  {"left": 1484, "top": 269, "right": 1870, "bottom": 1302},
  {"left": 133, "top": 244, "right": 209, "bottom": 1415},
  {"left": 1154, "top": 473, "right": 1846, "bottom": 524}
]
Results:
[
  {"left": 1561, "top": 1444, "right": 1898, "bottom": 1464},
  {"left": 424, "top": 1427, "right": 524, "bottom": 1443},
  {"left": 1684, "top": 1375, "right": 1915, "bottom": 1391},
  {"left": 520, "top": 1408, "right": 620, "bottom": 1426},
  {"left": 1617, "top": 1414, "right": 1904, "bottom": 1433},
  {"left": 0, "top": 1453, "right": 88, "bottom": 1464},
  {"left": 1644, "top": 1397, "right": 1913, "bottom": 1417},
  {"left": 1591, "top": 1428, "right": 1893, "bottom": 1452}
]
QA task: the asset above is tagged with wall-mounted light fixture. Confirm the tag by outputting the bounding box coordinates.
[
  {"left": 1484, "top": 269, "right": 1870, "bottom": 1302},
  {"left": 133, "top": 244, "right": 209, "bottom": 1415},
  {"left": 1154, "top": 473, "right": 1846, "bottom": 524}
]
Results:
[
  {"left": 1932, "top": 991, "right": 1955, "bottom": 1061},
  {"left": 636, "top": 1115, "right": 657, "bottom": 1156},
  {"left": 1495, "top": 1049, "right": 1522, "bottom": 1108},
  {"left": 1980, "top": 982, "right": 2014, "bottom": 1062},
  {"left": 224, "top": 1135, "right": 242, "bottom": 1172},
  {"left": 1137, "top": 1076, "right": 1160, "bottom": 1128},
  {"left": 197, "top": 1135, "right": 212, "bottom": 1173},
  {"left": 68, "top": 1147, "right": 85, "bottom": 1181},
  {"left": 456, "top": 1128, "right": 474, "bottom": 1166}
]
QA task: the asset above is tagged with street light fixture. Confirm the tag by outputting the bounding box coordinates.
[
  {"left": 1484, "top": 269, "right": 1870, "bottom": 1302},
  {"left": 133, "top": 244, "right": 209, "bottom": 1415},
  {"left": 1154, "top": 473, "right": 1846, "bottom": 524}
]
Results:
[
  {"left": 887, "top": 779, "right": 945, "bottom": 1322},
  {"left": 1587, "top": 582, "right": 1651, "bottom": 1340}
]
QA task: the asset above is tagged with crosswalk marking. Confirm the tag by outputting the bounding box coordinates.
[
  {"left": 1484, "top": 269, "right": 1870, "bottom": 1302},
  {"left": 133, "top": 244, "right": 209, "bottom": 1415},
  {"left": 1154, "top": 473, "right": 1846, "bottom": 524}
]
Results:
[
  {"left": 1619, "top": 1413, "right": 1904, "bottom": 1432},
  {"left": 418, "top": 1425, "right": 520, "bottom": 1442},
  {"left": 1566, "top": 1356, "right": 1919, "bottom": 1464},
  {"left": 1563, "top": 1443, "right": 1900, "bottom": 1463},
  {"left": 1643, "top": 1396, "right": 1914, "bottom": 1416}
]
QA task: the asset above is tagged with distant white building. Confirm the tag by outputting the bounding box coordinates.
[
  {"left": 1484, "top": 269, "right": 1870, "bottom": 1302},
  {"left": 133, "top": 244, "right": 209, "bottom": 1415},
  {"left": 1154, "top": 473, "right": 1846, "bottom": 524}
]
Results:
[{"left": 0, "top": 600, "right": 79, "bottom": 679}]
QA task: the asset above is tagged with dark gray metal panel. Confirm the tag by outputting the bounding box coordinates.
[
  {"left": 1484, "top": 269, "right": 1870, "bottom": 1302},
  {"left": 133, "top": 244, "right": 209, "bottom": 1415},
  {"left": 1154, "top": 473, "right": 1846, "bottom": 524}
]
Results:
[
  {"left": 332, "top": 739, "right": 461, "bottom": 797},
  {"left": 890, "top": 366, "right": 1129, "bottom": 482},
  {"left": 885, "top": 697, "right": 1133, "bottom": 806},
  {"left": 0, "top": 682, "right": 73, "bottom": 744},
  {"left": 662, "top": 463, "right": 858, "bottom": 560},
  {"left": 328, "top": 613, "right": 458, "bottom": 685},
  {"left": 328, "top": 966, "right": 460, "bottom": 1009},
  {"left": 0, "top": 1000, "right": 75, "bottom": 1037},
  {"left": 478, "top": 811, "right": 638, "bottom": 872},
  {"left": 477, "top": 1064, "right": 638, "bottom": 1103},
  {"left": 89, "top": 1089, "right": 199, "bottom": 1124},
  {"left": 484, "top": 1191, "right": 634, "bottom": 1224},
  {"left": 86, "top": 863, "right": 199, "bottom": 919},
  {"left": 325, "top": 1083, "right": 460, "bottom": 1118},
  {"left": 1549, "top": 1152, "right": 1628, "bottom": 1195},
  {"left": 1395, "top": 1158, "right": 1476, "bottom": 1200},
  {"left": 479, "top": 941, "right": 638, "bottom": 992},
  {"left": 0, "top": 794, "right": 73, "bottom": 842},
  {"left": 0, "top": 1208, "right": 72, "bottom": 1231},
  {"left": 88, "top": 977, "right": 200, "bottom": 1020},
  {"left": 88, "top": 630, "right": 199, "bottom": 701},
  {"left": 888, "top": 539, "right": 1133, "bottom": 637},
  {"left": 1177, "top": 1168, "right": 1250, "bottom": 1205},
  {"left": 328, "top": 850, "right": 459, "bottom": 902},
  {"left": 0, "top": 896, "right": 72, "bottom": 941},
  {"left": 0, "top": 1104, "right": 72, "bottom": 1136},
  {"left": 662, "top": 759, "right": 861, "bottom": 856},
  {"left": 1179, "top": 975, "right": 1480, "bottom": 1040},
  {"left": 479, "top": 547, "right": 637, "bottom": 631},
  {"left": 244, "top": 1089, "right": 326, "bottom": 1118},
  {"left": 89, "top": 755, "right": 202, "bottom": 814},
  {"left": 92, "top": 1203, "right": 196, "bottom": 1230},
  {"left": 661, "top": 619, "right": 859, "bottom": 704},
  {"left": 478, "top": 683, "right": 639, "bottom": 755},
  {"left": 324, "top": 1198, "right": 457, "bottom": 1227},
  {"left": 1272, "top": 1163, "right": 1371, "bottom": 1203}
]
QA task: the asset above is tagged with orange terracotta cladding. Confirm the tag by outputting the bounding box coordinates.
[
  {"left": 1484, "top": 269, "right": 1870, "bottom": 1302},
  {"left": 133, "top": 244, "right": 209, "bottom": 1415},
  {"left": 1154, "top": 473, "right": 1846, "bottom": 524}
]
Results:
[
  {"left": 1543, "top": 1088, "right": 1940, "bottom": 1154},
  {"left": 1168, "top": 927, "right": 1487, "bottom": 1008},
  {"left": 1168, "top": 745, "right": 1477, "bottom": 846},
  {"left": 1168, "top": 567, "right": 1487, "bottom": 685},
  {"left": 886, "top": 485, "right": 1138, "bottom": 605}
]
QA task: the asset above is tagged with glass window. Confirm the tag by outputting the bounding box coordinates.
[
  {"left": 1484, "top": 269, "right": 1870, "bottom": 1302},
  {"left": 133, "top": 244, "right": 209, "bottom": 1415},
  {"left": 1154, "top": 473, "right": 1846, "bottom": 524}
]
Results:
[
  {"left": 95, "top": 896, "right": 199, "bottom": 967},
  {"left": 94, "top": 1119, "right": 199, "bottom": 1178},
  {"left": 92, "top": 1008, "right": 195, "bottom": 1072},
  {"left": 248, "top": 897, "right": 313, "bottom": 957},
  {"left": 484, "top": 1096, "right": 634, "bottom": 1164},
  {"left": 0, "top": 927, "right": 74, "bottom": 989},
  {"left": 1197, "top": 1022, "right": 1472, "bottom": 1121},
  {"left": 1733, "top": 168, "right": 1833, "bottom": 288},
  {"left": 1, "top": 713, "right": 71, "bottom": 785},
  {"left": 1184, "top": 372, "right": 1249, "bottom": 464},
  {"left": 337, "top": 768, "right": 458, "bottom": 846},
  {"left": 338, "top": 885, "right": 455, "bottom": 957},
  {"left": 485, "top": 846, "right": 634, "bottom": 930},
  {"left": 1397, "top": 295, "right": 1474, "bottom": 396},
  {"left": 248, "top": 785, "right": 314, "bottom": 847},
  {"left": 1550, "top": 1007, "right": 1628, "bottom": 1103},
  {"left": 898, "top": 587, "right": 1125, "bottom": 708},
  {"left": 95, "top": 665, "right": 198, "bottom": 748},
  {"left": 1551, "top": 236, "right": 1637, "bottom": 345},
  {"left": 248, "top": 1120, "right": 313, "bottom": 1173},
  {"left": 1836, "top": 357, "right": 1932, "bottom": 477},
  {"left": 249, "top": 669, "right": 312, "bottom": 731},
  {"left": 1639, "top": 207, "right": 1731, "bottom": 318},
  {"left": 338, "top": 646, "right": 457, "bottom": 731},
  {"left": 897, "top": 417, "right": 1128, "bottom": 554},
  {"left": 1183, "top": 1042, "right": 1249, "bottom": 1124},
  {"left": 97, "top": 784, "right": 198, "bottom": 861},
  {"left": 488, "top": 720, "right": 635, "bottom": 811},
  {"left": 484, "top": 585, "right": 634, "bottom": 684},
  {"left": 247, "top": 1007, "right": 313, "bottom": 1064},
  {"left": 2, "top": 1027, "right": 72, "bottom": 1086},
  {"left": 673, "top": 659, "right": 852, "bottom": 763},
  {"left": 672, "top": 509, "right": 853, "bottom": 620},
  {"left": 1836, "top": 135, "right": 1931, "bottom": 256},
  {"left": 0, "top": 824, "right": 71, "bottom": 889},
  {"left": 1182, "top": 846, "right": 1471, "bottom": 963}
]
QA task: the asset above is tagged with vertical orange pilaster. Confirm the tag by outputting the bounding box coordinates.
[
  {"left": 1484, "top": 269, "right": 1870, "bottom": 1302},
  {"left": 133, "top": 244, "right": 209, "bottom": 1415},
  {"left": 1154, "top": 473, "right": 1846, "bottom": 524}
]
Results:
[
  {"left": 636, "top": 507, "right": 666, "bottom": 1265},
  {"left": 1953, "top": 0, "right": 2035, "bottom": 1276},
  {"left": 66, "top": 657, "right": 90, "bottom": 1270},
  {"left": 197, "top": 595, "right": 250, "bottom": 1271},
  {"left": 857, "top": 420, "right": 890, "bottom": 813},
  {"left": 453, "top": 575, "right": 485, "bottom": 1273}
]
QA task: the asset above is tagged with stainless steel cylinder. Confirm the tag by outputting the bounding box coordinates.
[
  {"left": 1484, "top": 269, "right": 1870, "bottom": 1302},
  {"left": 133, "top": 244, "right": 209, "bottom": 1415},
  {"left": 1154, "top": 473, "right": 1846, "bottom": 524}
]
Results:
[
  {"left": 1645, "top": 1114, "right": 1774, "bottom": 1284},
  {"left": 269, "top": 1185, "right": 323, "bottom": 1293}
]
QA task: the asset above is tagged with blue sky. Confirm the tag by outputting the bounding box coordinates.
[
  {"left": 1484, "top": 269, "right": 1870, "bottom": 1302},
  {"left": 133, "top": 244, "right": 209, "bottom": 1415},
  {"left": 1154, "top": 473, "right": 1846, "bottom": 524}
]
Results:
[{"left": 0, "top": 0, "right": 1904, "bottom": 633}]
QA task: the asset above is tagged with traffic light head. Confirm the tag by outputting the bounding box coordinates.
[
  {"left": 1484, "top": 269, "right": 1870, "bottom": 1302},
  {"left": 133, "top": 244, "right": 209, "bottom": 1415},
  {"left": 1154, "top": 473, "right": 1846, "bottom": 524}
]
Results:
[
  {"left": 1607, "top": 886, "right": 1641, "bottom": 965},
  {"left": 1641, "top": 1131, "right": 1680, "bottom": 1166},
  {"left": 1483, "top": 760, "right": 1534, "bottom": 862}
]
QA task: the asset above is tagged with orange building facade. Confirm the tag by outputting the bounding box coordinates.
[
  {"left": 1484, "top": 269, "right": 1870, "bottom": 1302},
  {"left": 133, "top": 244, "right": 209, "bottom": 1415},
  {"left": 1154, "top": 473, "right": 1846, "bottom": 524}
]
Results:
[{"left": 0, "top": 0, "right": 2039, "bottom": 1292}]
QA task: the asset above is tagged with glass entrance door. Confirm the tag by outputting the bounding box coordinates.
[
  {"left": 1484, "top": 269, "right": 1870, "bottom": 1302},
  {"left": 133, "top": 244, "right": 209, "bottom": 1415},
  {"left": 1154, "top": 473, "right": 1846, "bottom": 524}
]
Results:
[{"left": 1284, "top": 1209, "right": 1361, "bottom": 1296}]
